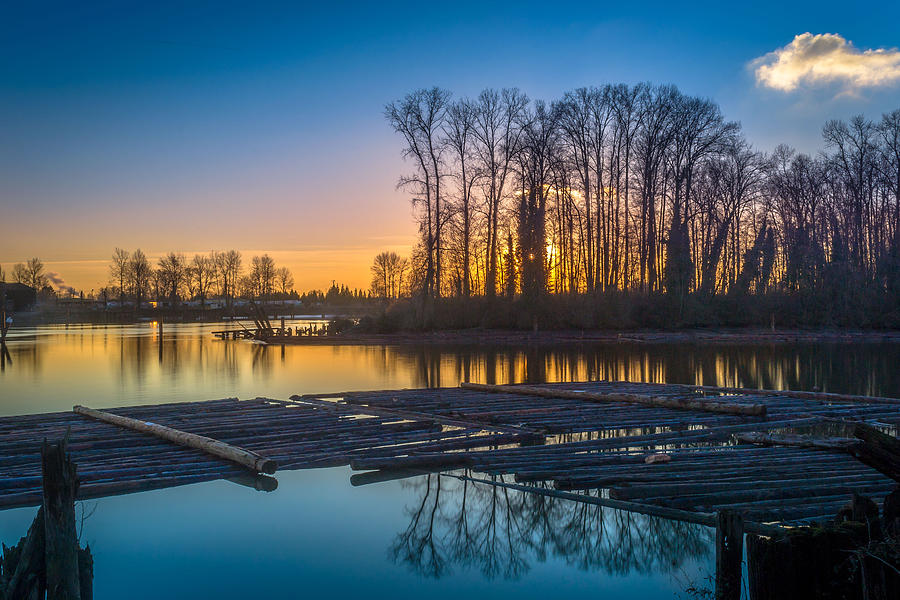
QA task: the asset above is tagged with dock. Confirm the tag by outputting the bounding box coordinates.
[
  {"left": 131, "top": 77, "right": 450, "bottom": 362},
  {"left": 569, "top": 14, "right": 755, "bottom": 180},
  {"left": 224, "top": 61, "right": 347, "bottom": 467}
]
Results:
[{"left": 1, "top": 381, "right": 898, "bottom": 529}]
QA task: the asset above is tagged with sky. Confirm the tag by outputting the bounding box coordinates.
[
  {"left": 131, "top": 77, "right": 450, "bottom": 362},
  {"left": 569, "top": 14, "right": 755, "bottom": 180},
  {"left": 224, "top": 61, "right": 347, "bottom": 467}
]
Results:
[{"left": 2, "top": 1, "right": 899, "bottom": 293}]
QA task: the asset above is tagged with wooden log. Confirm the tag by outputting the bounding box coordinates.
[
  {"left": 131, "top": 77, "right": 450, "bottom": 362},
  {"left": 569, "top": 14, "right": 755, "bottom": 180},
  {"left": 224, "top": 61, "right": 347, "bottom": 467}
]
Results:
[
  {"left": 350, "top": 468, "right": 438, "bottom": 487},
  {"left": 735, "top": 432, "right": 858, "bottom": 451},
  {"left": 715, "top": 510, "right": 743, "bottom": 600},
  {"left": 674, "top": 382, "right": 900, "bottom": 406},
  {"left": 41, "top": 440, "right": 82, "bottom": 600},
  {"left": 653, "top": 482, "right": 895, "bottom": 511},
  {"left": 610, "top": 473, "right": 892, "bottom": 501},
  {"left": 73, "top": 405, "right": 277, "bottom": 474},
  {"left": 461, "top": 382, "right": 767, "bottom": 417},
  {"left": 849, "top": 423, "right": 900, "bottom": 482},
  {"left": 350, "top": 454, "right": 475, "bottom": 471}
]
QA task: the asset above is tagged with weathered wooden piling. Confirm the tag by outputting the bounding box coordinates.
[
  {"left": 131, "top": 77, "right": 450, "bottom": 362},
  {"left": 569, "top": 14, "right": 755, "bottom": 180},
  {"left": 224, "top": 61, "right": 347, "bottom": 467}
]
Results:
[
  {"left": 1, "top": 439, "right": 93, "bottom": 600},
  {"left": 715, "top": 510, "right": 744, "bottom": 600},
  {"left": 41, "top": 440, "right": 83, "bottom": 599}
]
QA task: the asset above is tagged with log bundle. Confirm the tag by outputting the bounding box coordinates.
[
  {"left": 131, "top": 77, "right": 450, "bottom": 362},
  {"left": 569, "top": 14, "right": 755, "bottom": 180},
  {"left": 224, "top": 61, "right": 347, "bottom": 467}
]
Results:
[
  {"left": 0, "top": 380, "right": 897, "bottom": 527},
  {"left": 0, "top": 394, "right": 537, "bottom": 510}
]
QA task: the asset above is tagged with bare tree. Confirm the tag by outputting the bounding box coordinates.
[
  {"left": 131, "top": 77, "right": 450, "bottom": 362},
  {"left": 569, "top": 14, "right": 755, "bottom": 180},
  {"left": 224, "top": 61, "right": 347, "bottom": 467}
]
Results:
[
  {"left": 189, "top": 253, "right": 216, "bottom": 307},
  {"left": 371, "top": 251, "right": 407, "bottom": 298},
  {"left": 444, "top": 98, "right": 479, "bottom": 296},
  {"left": 128, "top": 249, "right": 152, "bottom": 308},
  {"left": 157, "top": 252, "right": 187, "bottom": 306},
  {"left": 472, "top": 89, "right": 527, "bottom": 297},
  {"left": 109, "top": 248, "right": 130, "bottom": 304},
  {"left": 249, "top": 254, "right": 276, "bottom": 302},
  {"left": 12, "top": 258, "right": 49, "bottom": 291},
  {"left": 386, "top": 88, "right": 451, "bottom": 299},
  {"left": 213, "top": 250, "right": 243, "bottom": 309},
  {"left": 276, "top": 266, "right": 294, "bottom": 302},
  {"left": 516, "top": 101, "right": 560, "bottom": 299}
]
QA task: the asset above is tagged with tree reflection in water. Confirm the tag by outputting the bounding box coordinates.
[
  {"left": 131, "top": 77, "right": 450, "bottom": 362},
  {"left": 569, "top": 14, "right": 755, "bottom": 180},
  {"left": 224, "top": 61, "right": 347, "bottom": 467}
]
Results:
[{"left": 390, "top": 473, "right": 711, "bottom": 580}]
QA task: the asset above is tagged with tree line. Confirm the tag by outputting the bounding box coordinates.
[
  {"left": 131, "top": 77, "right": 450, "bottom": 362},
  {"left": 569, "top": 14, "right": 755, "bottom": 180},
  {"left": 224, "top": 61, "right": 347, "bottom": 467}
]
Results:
[
  {"left": 106, "top": 249, "right": 294, "bottom": 307},
  {"left": 385, "top": 85, "right": 900, "bottom": 325},
  {"left": 3, "top": 258, "right": 50, "bottom": 292}
]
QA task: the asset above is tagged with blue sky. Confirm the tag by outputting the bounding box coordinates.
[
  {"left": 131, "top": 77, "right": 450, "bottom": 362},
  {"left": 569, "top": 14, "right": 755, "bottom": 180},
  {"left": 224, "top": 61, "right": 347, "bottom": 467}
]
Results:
[{"left": 2, "top": 1, "right": 899, "bottom": 290}]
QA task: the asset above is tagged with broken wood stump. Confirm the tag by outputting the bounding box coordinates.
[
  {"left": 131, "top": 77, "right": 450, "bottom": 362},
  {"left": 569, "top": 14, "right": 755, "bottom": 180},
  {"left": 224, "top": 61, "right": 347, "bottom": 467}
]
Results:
[{"left": 746, "top": 494, "right": 900, "bottom": 600}]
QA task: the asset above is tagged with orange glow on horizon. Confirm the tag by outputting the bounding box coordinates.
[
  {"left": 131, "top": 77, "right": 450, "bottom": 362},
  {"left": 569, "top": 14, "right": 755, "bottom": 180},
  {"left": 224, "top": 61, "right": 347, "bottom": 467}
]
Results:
[{"left": 1, "top": 244, "right": 415, "bottom": 296}]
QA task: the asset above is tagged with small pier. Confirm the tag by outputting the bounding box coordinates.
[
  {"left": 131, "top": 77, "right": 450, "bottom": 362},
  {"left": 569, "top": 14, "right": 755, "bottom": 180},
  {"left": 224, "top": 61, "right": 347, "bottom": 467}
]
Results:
[{"left": 1, "top": 381, "right": 898, "bottom": 529}]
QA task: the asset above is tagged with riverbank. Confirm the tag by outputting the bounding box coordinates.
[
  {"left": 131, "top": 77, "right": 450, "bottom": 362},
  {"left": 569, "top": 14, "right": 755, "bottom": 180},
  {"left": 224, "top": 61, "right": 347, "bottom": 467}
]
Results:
[{"left": 254, "top": 328, "right": 900, "bottom": 346}]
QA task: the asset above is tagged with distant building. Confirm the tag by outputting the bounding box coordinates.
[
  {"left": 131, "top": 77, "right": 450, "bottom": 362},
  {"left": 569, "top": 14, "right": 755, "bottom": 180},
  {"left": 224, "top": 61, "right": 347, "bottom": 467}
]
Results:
[{"left": 2, "top": 283, "right": 37, "bottom": 311}]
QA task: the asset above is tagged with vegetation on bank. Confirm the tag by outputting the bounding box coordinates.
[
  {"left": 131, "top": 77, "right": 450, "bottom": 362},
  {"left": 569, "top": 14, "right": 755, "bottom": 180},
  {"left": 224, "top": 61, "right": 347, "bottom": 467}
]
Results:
[
  {"left": 356, "top": 288, "right": 900, "bottom": 333},
  {"left": 375, "top": 84, "right": 900, "bottom": 331},
  {"left": 1, "top": 252, "right": 369, "bottom": 315}
]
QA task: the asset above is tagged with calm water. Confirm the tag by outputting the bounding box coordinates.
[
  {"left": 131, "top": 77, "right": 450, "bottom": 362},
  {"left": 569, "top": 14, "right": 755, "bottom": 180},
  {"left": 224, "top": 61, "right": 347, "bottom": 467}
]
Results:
[{"left": 1, "top": 323, "right": 899, "bottom": 598}]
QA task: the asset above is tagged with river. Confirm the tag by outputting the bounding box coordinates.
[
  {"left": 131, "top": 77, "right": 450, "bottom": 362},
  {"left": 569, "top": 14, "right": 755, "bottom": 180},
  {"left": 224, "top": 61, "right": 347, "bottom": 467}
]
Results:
[{"left": 1, "top": 322, "right": 898, "bottom": 598}]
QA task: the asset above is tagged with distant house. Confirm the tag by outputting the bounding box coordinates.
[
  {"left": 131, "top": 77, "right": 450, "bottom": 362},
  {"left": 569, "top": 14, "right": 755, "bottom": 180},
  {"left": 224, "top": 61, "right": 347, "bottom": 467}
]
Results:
[{"left": 2, "top": 283, "right": 37, "bottom": 311}]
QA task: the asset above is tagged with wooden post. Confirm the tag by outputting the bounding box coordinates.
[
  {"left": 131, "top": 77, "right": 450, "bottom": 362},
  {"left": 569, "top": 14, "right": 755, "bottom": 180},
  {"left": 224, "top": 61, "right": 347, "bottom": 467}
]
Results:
[
  {"left": 157, "top": 316, "right": 163, "bottom": 362},
  {"left": 0, "top": 295, "right": 11, "bottom": 368},
  {"left": 41, "top": 440, "right": 82, "bottom": 600},
  {"left": 715, "top": 510, "right": 744, "bottom": 600},
  {"left": 2, "top": 440, "right": 94, "bottom": 599}
]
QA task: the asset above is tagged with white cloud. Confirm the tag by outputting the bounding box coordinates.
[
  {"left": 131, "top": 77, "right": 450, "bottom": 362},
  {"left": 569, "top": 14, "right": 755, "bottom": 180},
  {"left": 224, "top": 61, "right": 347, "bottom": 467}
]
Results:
[{"left": 751, "top": 33, "right": 900, "bottom": 92}]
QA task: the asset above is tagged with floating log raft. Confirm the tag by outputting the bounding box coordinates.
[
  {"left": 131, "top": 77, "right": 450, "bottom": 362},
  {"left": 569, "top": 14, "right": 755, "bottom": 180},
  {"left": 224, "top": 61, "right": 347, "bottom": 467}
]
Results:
[
  {"left": 0, "top": 394, "right": 538, "bottom": 510},
  {"left": 0, "top": 380, "right": 897, "bottom": 527}
]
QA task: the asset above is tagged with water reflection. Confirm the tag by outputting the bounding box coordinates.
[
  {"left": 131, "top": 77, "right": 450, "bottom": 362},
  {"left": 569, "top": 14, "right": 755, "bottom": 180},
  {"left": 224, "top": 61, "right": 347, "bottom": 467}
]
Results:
[
  {"left": 391, "top": 473, "right": 711, "bottom": 581},
  {"left": 1, "top": 323, "right": 899, "bottom": 416}
]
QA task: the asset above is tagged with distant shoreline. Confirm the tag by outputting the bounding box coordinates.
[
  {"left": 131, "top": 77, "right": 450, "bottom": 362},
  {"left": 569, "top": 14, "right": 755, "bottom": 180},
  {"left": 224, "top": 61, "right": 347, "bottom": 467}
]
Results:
[
  {"left": 7, "top": 311, "right": 900, "bottom": 346},
  {"left": 252, "top": 328, "right": 900, "bottom": 347}
]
